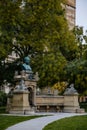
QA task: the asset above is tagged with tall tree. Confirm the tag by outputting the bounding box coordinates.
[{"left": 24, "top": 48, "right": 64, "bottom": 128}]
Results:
[
  {"left": 64, "top": 26, "right": 87, "bottom": 95},
  {"left": 0, "top": 0, "right": 66, "bottom": 58},
  {"left": 65, "top": 59, "right": 87, "bottom": 94},
  {"left": 73, "top": 26, "right": 85, "bottom": 59},
  {"left": 0, "top": 0, "right": 77, "bottom": 87}
]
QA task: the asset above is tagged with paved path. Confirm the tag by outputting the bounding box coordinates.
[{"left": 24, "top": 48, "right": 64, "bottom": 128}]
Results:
[{"left": 6, "top": 113, "right": 86, "bottom": 130}]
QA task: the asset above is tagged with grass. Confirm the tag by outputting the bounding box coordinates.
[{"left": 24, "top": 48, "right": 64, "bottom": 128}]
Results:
[
  {"left": 0, "top": 103, "right": 87, "bottom": 130},
  {"left": 43, "top": 115, "right": 87, "bottom": 130},
  {"left": 0, "top": 114, "right": 43, "bottom": 130}
]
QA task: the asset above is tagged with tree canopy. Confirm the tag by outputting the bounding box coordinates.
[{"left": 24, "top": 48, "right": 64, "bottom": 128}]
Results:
[
  {"left": 0, "top": 0, "right": 77, "bottom": 88},
  {"left": 64, "top": 26, "right": 87, "bottom": 95}
]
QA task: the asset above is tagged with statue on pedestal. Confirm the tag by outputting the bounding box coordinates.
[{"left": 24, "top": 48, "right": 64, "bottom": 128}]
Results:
[
  {"left": 22, "top": 56, "right": 32, "bottom": 72},
  {"left": 14, "top": 79, "right": 28, "bottom": 91},
  {"left": 7, "top": 56, "right": 39, "bottom": 114},
  {"left": 21, "top": 56, "right": 34, "bottom": 80},
  {"left": 64, "top": 83, "right": 78, "bottom": 95}
]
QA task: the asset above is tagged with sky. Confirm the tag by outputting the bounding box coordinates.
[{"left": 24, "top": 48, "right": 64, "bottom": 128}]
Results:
[{"left": 76, "top": 0, "right": 87, "bottom": 33}]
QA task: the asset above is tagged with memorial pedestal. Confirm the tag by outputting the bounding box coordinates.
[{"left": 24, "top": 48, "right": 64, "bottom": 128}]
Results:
[
  {"left": 9, "top": 90, "right": 34, "bottom": 114},
  {"left": 63, "top": 94, "right": 80, "bottom": 113}
]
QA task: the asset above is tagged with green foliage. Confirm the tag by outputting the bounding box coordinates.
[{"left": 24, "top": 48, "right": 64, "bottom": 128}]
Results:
[
  {"left": 0, "top": 91, "right": 7, "bottom": 106},
  {"left": 32, "top": 51, "right": 66, "bottom": 87},
  {"left": 0, "top": 0, "right": 67, "bottom": 59},
  {"left": 59, "top": 29, "right": 78, "bottom": 61},
  {"left": 0, "top": 60, "right": 21, "bottom": 85},
  {"left": 80, "top": 102, "right": 87, "bottom": 112},
  {"left": 73, "top": 26, "right": 86, "bottom": 59},
  {"left": 0, "top": 0, "right": 21, "bottom": 59},
  {"left": 63, "top": 26, "right": 87, "bottom": 95},
  {"left": 0, "top": 0, "right": 77, "bottom": 88},
  {"left": 0, "top": 107, "right": 6, "bottom": 114},
  {"left": 65, "top": 59, "right": 87, "bottom": 94}
]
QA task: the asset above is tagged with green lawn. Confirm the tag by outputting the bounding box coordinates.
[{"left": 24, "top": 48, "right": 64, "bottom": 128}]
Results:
[
  {"left": 43, "top": 115, "right": 87, "bottom": 130},
  {"left": 0, "top": 115, "right": 42, "bottom": 130},
  {"left": 1, "top": 114, "right": 87, "bottom": 130}
]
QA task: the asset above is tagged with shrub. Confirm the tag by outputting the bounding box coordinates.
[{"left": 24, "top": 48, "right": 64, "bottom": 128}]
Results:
[
  {"left": 0, "top": 91, "right": 7, "bottom": 106},
  {"left": 0, "top": 106, "right": 6, "bottom": 113}
]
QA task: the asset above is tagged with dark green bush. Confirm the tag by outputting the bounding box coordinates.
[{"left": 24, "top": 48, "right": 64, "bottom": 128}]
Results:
[
  {"left": 0, "top": 91, "right": 7, "bottom": 106},
  {"left": 80, "top": 102, "right": 87, "bottom": 112},
  {"left": 0, "top": 106, "right": 6, "bottom": 113}
]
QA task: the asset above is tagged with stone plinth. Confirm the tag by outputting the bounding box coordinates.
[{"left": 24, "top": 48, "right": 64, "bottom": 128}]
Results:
[
  {"left": 7, "top": 58, "right": 39, "bottom": 114},
  {"left": 63, "top": 94, "right": 80, "bottom": 113},
  {"left": 9, "top": 90, "right": 34, "bottom": 114},
  {"left": 63, "top": 84, "right": 85, "bottom": 113}
]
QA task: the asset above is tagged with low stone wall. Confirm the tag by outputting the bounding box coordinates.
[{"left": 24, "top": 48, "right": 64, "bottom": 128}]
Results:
[
  {"left": 36, "top": 95, "right": 85, "bottom": 113},
  {"left": 36, "top": 95, "right": 64, "bottom": 112}
]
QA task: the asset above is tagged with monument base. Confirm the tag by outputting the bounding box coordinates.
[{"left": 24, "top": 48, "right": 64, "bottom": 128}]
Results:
[
  {"left": 9, "top": 108, "right": 35, "bottom": 115},
  {"left": 76, "top": 108, "right": 85, "bottom": 113},
  {"left": 63, "top": 106, "right": 80, "bottom": 113},
  {"left": 63, "top": 106, "right": 85, "bottom": 113},
  {"left": 9, "top": 90, "right": 36, "bottom": 115}
]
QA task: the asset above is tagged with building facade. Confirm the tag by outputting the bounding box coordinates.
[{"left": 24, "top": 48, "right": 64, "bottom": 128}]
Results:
[{"left": 65, "top": 0, "right": 76, "bottom": 29}]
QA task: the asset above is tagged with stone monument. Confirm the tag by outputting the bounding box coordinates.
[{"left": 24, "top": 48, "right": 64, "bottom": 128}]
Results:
[
  {"left": 8, "top": 56, "right": 39, "bottom": 114},
  {"left": 63, "top": 84, "right": 85, "bottom": 113},
  {"left": 7, "top": 57, "right": 85, "bottom": 113}
]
